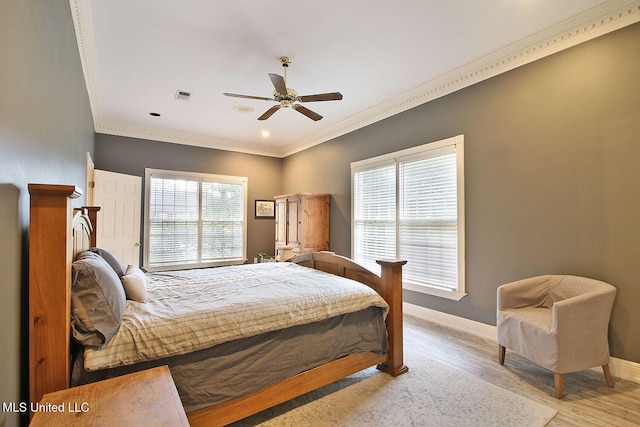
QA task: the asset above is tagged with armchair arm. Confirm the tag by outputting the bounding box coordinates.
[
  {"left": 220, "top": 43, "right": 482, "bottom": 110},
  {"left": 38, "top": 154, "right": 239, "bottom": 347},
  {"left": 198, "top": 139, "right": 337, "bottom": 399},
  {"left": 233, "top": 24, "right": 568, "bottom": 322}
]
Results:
[
  {"left": 552, "top": 286, "right": 616, "bottom": 337},
  {"left": 551, "top": 285, "right": 616, "bottom": 371},
  {"left": 497, "top": 275, "right": 551, "bottom": 310}
]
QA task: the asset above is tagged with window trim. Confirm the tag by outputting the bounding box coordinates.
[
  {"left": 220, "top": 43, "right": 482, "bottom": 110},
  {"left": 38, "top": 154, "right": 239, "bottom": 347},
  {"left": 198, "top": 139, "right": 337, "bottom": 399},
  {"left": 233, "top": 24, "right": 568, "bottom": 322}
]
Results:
[
  {"left": 143, "top": 168, "right": 248, "bottom": 271},
  {"left": 351, "top": 135, "right": 466, "bottom": 300}
]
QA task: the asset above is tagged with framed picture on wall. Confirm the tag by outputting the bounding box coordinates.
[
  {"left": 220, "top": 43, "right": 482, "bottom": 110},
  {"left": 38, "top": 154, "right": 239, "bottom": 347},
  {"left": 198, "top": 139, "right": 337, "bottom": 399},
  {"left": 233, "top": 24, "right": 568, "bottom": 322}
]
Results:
[{"left": 255, "top": 200, "right": 275, "bottom": 219}]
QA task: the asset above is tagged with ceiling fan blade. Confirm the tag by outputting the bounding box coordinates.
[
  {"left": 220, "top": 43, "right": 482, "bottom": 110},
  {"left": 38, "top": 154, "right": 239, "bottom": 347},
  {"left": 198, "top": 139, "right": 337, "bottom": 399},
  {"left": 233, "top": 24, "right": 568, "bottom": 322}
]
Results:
[
  {"left": 292, "top": 104, "right": 323, "bottom": 121},
  {"left": 268, "top": 73, "right": 288, "bottom": 96},
  {"left": 223, "top": 93, "right": 273, "bottom": 101},
  {"left": 257, "top": 105, "right": 281, "bottom": 120},
  {"left": 297, "top": 92, "right": 343, "bottom": 102}
]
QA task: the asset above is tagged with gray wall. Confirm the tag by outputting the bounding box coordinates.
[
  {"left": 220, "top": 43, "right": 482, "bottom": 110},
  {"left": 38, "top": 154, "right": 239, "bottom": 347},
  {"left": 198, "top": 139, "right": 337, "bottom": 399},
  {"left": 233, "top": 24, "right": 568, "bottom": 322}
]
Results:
[
  {"left": 94, "top": 135, "right": 283, "bottom": 263},
  {"left": 0, "top": 1, "right": 94, "bottom": 425},
  {"left": 282, "top": 22, "right": 640, "bottom": 363}
]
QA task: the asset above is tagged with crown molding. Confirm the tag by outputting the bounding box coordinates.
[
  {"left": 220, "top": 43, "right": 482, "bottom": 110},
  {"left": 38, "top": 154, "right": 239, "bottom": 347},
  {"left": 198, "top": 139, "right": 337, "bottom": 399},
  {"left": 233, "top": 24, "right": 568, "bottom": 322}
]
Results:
[
  {"left": 70, "top": 0, "right": 286, "bottom": 158},
  {"left": 95, "top": 121, "right": 285, "bottom": 157},
  {"left": 281, "top": 0, "right": 640, "bottom": 157},
  {"left": 70, "top": 0, "right": 102, "bottom": 130},
  {"left": 71, "top": 0, "right": 640, "bottom": 159}
]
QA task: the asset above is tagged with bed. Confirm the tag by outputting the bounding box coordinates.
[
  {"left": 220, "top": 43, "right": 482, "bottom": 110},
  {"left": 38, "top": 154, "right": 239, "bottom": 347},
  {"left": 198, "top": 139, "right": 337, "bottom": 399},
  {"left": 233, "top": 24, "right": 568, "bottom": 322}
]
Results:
[{"left": 28, "top": 183, "right": 407, "bottom": 426}]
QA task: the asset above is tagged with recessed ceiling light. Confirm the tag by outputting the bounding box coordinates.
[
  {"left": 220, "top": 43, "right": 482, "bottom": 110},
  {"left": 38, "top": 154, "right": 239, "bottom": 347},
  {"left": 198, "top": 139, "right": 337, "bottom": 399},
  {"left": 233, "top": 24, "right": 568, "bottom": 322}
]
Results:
[
  {"left": 262, "top": 130, "right": 270, "bottom": 138},
  {"left": 149, "top": 112, "right": 161, "bottom": 117},
  {"left": 233, "top": 105, "right": 254, "bottom": 113}
]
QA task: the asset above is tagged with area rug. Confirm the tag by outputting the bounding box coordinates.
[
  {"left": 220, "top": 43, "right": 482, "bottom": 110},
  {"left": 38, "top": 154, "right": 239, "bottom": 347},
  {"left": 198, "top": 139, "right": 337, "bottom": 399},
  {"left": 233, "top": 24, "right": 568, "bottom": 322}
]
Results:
[{"left": 233, "top": 350, "right": 558, "bottom": 427}]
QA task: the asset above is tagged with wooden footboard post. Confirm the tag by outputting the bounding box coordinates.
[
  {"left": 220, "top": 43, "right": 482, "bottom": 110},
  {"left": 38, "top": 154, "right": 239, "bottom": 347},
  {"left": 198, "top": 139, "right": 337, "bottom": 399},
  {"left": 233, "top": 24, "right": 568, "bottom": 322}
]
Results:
[
  {"left": 376, "top": 259, "right": 408, "bottom": 376},
  {"left": 28, "top": 184, "right": 82, "bottom": 405}
]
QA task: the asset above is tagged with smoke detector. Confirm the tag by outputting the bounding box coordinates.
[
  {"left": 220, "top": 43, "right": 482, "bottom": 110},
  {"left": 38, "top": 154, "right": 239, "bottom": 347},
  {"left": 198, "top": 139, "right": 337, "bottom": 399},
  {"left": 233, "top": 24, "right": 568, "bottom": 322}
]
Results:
[{"left": 233, "top": 105, "right": 254, "bottom": 113}]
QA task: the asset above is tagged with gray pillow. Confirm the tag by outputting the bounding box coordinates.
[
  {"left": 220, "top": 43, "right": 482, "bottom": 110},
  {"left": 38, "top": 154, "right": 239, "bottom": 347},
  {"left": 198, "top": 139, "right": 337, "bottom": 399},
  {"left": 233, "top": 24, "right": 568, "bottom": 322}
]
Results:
[
  {"left": 89, "top": 247, "right": 127, "bottom": 277},
  {"left": 71, "top": 251, "right": 126, "bottom": 346}
]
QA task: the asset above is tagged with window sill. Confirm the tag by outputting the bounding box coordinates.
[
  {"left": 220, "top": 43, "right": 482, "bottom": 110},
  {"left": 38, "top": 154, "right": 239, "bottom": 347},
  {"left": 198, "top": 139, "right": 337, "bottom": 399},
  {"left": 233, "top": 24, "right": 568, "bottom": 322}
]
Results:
[
  {"left": 403, "top": 282, "right": 467, "bottom": 301},
  {"left": 144, "top": 258, "right": 247, "bottom": 272}
]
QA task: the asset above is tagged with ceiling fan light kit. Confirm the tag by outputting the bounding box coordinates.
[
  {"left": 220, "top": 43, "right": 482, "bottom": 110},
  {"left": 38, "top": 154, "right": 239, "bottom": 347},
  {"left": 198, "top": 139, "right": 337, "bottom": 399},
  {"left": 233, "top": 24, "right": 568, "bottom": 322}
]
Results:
[{"left": 224, "top": 56, "right": 343, "bottom": 121}]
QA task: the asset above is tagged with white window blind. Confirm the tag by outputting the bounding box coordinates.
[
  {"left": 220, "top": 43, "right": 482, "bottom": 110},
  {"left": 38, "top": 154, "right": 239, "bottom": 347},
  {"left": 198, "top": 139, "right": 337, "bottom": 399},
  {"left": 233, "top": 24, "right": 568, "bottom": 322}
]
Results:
[
  {"left": 351, "top": 135, "right": 465, "bottom": 298},
  {"left": 399, "top": 150, "right": 458, "bottom": 290},
  {"left": 144, "top": 169, "right": 247, "bottom": 270},
  {"left": 201, "top": 180, "right": 245, "bottom": 262},
  {"left": 353, "top": 162, "right": 396, "bottom": 273},
  {"left": 148, "top": 176, "right": 200, "bottom": 266}
]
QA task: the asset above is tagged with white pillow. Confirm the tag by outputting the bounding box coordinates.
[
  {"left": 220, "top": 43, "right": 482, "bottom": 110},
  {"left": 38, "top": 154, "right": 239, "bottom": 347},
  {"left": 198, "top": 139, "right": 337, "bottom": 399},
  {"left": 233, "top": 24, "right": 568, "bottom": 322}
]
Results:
[{"left": 121, "top": 265, "right": 148, "bottom": 303}]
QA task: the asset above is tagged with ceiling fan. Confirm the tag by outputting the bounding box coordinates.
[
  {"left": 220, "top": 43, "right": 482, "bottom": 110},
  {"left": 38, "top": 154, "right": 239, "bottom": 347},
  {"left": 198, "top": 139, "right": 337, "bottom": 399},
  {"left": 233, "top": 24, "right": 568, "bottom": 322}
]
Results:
[{"left": 223, "top": 57, "right": 343, "bottom": 121}]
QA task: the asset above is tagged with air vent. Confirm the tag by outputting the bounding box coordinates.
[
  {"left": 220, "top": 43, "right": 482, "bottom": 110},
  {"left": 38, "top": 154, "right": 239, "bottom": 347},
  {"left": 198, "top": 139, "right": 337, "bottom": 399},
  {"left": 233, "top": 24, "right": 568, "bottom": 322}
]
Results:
[{"left": 175, "top": 90, "right": 192, "bottom": 101}]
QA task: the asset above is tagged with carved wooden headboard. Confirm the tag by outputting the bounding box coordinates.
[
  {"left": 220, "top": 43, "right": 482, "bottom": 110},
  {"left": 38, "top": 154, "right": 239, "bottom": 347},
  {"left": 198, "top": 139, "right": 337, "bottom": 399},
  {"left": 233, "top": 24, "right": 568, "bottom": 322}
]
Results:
[{"left": 28, "top": 184, "right": 100, "bottom": 404}]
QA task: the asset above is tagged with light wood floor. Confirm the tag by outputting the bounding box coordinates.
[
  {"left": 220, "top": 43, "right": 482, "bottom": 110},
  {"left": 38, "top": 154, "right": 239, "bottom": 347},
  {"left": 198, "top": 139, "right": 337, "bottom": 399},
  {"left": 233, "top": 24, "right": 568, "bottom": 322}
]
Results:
[{"left": 404, "top": 314, "right": 640, "bottom": 427}]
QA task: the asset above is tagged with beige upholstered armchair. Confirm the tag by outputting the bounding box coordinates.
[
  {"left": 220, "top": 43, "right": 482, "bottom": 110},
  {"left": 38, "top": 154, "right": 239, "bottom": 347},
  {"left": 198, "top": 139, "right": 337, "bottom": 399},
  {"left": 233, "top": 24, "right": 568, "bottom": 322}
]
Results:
[{"left": 497, "top": 275, "right": 616, "bottom": 398}]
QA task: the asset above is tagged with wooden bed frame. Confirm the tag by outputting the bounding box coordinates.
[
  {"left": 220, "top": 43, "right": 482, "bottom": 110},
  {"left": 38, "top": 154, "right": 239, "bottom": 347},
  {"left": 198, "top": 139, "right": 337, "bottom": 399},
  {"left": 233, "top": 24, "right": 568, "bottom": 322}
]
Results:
[{"left": 28, "top": 183, "right": 407, "bottom": 426}]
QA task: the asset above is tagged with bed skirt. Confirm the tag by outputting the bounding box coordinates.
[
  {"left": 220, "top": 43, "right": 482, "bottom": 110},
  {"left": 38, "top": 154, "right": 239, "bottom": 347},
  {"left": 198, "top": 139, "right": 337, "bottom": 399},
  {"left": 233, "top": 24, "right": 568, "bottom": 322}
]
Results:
[{"left": 72, "top": 306, "right": 387, "bottom": 412}]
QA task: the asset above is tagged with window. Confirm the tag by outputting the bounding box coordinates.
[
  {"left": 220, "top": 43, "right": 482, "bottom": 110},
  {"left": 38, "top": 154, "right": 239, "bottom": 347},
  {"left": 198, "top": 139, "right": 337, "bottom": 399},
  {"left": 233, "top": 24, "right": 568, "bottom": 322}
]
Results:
[
  {"left": 143, "top": 169, "right": 248, "bottom": 271},
  {"left": 351, "top": 135, "right": 465, "bottom": 300}
]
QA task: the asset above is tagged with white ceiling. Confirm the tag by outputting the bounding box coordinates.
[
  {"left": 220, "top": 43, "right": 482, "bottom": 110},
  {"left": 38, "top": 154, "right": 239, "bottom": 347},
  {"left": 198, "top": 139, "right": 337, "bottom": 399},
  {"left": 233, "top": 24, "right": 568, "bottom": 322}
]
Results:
[{"left": 71, "top": 0, "right": 640, "bottom": 157}]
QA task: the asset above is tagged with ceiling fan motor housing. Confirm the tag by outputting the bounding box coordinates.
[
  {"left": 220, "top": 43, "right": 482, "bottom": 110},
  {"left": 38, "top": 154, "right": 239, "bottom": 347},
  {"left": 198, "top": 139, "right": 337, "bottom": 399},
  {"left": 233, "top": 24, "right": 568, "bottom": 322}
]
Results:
[{"left": 273, "top": 88, "right": 298, "bottom": 106}]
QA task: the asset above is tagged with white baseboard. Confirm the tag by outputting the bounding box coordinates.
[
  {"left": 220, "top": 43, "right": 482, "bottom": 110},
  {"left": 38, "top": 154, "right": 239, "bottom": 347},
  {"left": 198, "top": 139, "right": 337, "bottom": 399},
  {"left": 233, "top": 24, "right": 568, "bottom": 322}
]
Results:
[{"left": 403, "top": 302, "right": 640, "bottom": 384}]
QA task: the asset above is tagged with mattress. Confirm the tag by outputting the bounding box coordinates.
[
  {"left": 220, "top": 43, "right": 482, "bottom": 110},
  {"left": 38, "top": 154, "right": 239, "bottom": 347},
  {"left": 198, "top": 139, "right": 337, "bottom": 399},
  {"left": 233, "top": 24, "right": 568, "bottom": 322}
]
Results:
[{"left": 73, "top": 306, "right": 387, "bottom": 411}]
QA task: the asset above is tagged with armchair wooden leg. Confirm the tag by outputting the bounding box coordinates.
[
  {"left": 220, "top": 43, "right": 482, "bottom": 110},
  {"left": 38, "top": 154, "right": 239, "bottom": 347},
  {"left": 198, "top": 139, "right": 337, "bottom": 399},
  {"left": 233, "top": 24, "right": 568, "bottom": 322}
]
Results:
[
  {"left": 498, "top": 344, "right": 506, "bottom": 365},
  {"left": 554, "top": 373, "right": 564, "bottom": 399},
  {"left": 602, "top": 364, "right": 614, "bottom": 388}
]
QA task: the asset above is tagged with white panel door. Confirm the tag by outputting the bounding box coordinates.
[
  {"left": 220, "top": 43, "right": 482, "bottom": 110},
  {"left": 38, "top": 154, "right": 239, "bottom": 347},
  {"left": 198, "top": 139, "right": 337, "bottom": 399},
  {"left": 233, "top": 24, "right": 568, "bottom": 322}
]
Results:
[
  {"left": 86, "top": 152, "right": 94, "bottom": 206},
  {"left": 93, "top": 169, "right": 142, "bottom": 267}
]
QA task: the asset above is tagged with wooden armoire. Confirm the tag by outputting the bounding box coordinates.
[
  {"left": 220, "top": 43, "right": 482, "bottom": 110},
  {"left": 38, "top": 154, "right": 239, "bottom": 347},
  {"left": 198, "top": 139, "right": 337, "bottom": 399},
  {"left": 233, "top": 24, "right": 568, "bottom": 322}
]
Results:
[{"left": 274, "top": 193, "right": 330, "bottom": 260}]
